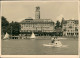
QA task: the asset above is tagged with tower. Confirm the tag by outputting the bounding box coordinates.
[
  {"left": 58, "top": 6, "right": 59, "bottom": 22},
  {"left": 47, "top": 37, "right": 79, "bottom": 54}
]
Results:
[{"left": 35, "top": 6, "right": 40, "bottom": 19}]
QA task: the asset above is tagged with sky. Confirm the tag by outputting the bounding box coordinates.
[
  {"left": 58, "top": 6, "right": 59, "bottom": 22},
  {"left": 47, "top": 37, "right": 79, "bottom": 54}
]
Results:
[{"left": 1, "top": 1, "right": 78, "bottom": 22}]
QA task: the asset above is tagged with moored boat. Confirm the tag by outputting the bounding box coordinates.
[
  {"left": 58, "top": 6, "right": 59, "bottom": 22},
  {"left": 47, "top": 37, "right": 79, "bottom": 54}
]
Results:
[
  {"left": 43, "top": 40, "right": 62, "bottom": 47},
  {"left": 30, "top": 32, "right": 36, "bottom": 39},
  {"left": 3, "top": 32, "right": 9, "bottom": 40}
]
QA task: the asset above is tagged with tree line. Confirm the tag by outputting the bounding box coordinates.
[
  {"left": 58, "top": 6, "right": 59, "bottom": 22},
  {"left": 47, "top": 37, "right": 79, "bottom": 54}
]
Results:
[{"left": 1, "top": 16, "right": 21, "bottom": 35}]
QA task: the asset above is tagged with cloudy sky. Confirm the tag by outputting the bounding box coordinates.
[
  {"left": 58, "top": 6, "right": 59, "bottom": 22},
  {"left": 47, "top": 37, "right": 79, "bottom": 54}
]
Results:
[{"left": 1, "top": 1, "right": 78, "bottom": 22}]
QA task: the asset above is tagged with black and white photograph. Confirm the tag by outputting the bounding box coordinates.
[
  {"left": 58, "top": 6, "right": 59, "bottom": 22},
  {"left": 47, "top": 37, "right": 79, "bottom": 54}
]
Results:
[{"left": 1, "top": 1, "right": 79, "bottom": 56}]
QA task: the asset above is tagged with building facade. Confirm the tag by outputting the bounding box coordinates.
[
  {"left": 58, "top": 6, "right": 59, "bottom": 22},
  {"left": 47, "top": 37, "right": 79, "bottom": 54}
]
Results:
[
  {"left": 20, "top": 19, "right": 54, "bottom": 33},
  {"left": 62, "top": 19, "right": 78, "bottom": 37},
  {"left": 19, "top": 6, "right": 54, "bottom": 39},
  {"left": 20, "top": 19, "right": 54, "bottom": 34}
]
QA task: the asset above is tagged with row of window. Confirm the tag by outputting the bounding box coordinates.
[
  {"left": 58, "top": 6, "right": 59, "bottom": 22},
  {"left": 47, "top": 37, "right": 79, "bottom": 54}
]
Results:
[
  {"left": 21, "top": 24, "right": 51, "bottom": 26},
  {"left": 21, "top": 27, "right": 52, "bottom": 30},
  {"left": 63, "top": 29, "right": 78, "bottom": 31},
  {"left": 62, "top": 26, "right": 78, "bottom": 28},
  {"left": 67, "top": 21, "right": 75, "bottom": 23},
  {"left": 21, "top": 25, "right": 51, "bottom": 28},
  {"left": 63, "top": 24, "right": 78, "bottom": 26},
  {"left": 20, "top": 30, "right": 53, "bottom": 32},
  {"left": 67, "top": 33, "right": 78, "bottom": 35},
  {"left": 21, "top": 23, "right": 52, "bottom": 25},
  {"left": 67, "top": 29, "right": 78, "bottom": 32}
]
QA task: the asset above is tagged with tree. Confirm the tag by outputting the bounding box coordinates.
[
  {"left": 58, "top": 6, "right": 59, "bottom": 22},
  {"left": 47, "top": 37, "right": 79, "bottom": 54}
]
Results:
[
  {"left": 1, "top": 16, "right": 9, "bottom": 27},
  {"left": 7, "top": 21, "right": 21, "bottom": 35},
  {"left": 12, "top": 22, "right": 21, "bottom": 35},
  {"left": 1, "top": 16, "right": 9, "bottom": 34},
  {"left": 56, "top": 21, "right": 61, "bottom": 27},
  {"left": 1, "top": 16, "right": 21, "bottom": 36},
  {"left": 61, "top": 17, "right": 64, "bottom": 28},
  {"left": 55, "top": 20, "right": 61, "bottom": 29}
]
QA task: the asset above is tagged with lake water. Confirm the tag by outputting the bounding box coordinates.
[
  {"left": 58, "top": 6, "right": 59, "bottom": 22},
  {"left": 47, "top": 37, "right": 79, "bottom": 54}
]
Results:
[{"left": 1, "top": 38, "right": 78, "bottom": 55}]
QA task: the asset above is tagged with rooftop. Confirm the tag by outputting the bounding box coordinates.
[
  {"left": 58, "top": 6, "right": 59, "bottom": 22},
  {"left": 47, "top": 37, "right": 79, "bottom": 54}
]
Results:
[
  {"left": 62, "top": 19, "right": 78, "bottom": 24},
  {"left": 20, "top": 18, "right": 54, "bottom": 24}
]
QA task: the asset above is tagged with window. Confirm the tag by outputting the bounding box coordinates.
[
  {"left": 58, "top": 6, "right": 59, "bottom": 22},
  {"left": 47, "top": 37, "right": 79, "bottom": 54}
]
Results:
[
  {"left": 71, "top": 33, "right": 74, "bottom": 35},
  {"left": 64, "top": 29, "right": 66, "bottom": 31},
  {"left": 77, "top": 33, "right": 78, "bottom": 35},
  {"left": 67, "top": 33, "right": 69, "bottom": 35},
  {"left": 72, "top": 33, "right": 74, "bottom": 35},
  {"left": 75, "top": 27, "right": 78, "bottom": 31},
  {"left": 69, "top": 33, "right": 70, "bottom": 35},
  {"left": 71, "top": 33, "right": 72, "bottom": 35},
  {"left": 75, "top": 33, "right": 78, "bottom": 35},
  {"left": 64, "top": 24, "right": 66, "bottom": 26},
  {"left": 69, "top": 26, "right": 72, "bottom": 28}
]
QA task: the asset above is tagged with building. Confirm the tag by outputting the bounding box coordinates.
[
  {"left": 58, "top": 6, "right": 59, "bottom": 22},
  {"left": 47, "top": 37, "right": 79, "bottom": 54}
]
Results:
[
  {"left": 20, "top": 18, "right": 54, "bottom": 35},
  {"left": 62, "top": 19, "right": 78, "bottom": 37},
  {"left": 19, "top": 6, "right": 54, "bottom": 39},
  {"left": 35, "top": 6, "right": 40, "bottom": 19}
]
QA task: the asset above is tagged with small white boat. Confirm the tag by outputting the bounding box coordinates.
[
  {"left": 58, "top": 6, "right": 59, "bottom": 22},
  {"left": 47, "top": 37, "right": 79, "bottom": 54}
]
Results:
[
  {"left": 30, "top": 32, "right": 36, "bottom": 39},
  {"left": 3, "top": 32, "right": 9, "bottom": 40},
  {"left": 43, "top": 43, "right": 54, "bottom": 46},
  {"left": 43, "top": 41, "right": 62, "bottom": 47}
]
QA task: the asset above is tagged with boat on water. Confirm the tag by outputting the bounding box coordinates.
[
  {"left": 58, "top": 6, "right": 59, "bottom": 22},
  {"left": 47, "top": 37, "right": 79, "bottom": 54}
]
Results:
[
  {"left": 43, "top": 40, "right": 62, "bottom": 47},
  {"left": 30, "top": 32, "right": 36, "bottom": 39},
  {"left": 3, "top": 32, "right": 9, "bottom": 40}
]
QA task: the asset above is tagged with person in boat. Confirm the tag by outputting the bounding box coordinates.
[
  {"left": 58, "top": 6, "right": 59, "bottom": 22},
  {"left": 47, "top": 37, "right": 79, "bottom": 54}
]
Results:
[
  {"left": 55, "top": 36, "right": 58, "bottom": 41},
  {"left": 51, "top": 36, "right": 56, "bottom": 43}
]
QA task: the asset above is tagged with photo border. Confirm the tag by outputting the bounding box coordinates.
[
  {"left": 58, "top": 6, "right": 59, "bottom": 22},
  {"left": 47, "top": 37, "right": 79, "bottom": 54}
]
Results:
[{"left": 0, "top": 0, "right": 79, "bottom": 58}]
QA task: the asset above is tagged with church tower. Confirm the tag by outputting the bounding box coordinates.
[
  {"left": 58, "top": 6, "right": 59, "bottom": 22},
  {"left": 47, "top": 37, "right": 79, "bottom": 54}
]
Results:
[{"left": 35, "top": 6, "right": 40, "bottom": 19}]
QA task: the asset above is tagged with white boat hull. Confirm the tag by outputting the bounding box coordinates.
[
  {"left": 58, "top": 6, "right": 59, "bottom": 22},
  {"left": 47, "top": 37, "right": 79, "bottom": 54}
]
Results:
[{"left": 43, "top": 41, "right": 62, "bottom": 47}]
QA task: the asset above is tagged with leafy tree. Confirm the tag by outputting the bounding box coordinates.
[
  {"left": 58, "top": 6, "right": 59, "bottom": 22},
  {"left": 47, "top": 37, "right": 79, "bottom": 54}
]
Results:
[
  {"left": 7, "top": 21, "right": 21, "bottom": 35},
  {"left": 1, "top": 16, "right": 9, "bottom": 27},
  {"left": 1, "top": 16, "right": 21, "bottom": 35},
  {"left": 56, "top": 21, "right": 61, "bottom": 27},
  {"left": 55, "top": 20, "right": 63, "bottom": 36},
  {"left": 55, "top": 20, "right": 61, "bottom": 29},
  {"left": 1, "top": 16, "right": 9, "bottom": 34}
]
